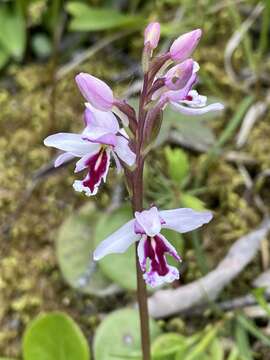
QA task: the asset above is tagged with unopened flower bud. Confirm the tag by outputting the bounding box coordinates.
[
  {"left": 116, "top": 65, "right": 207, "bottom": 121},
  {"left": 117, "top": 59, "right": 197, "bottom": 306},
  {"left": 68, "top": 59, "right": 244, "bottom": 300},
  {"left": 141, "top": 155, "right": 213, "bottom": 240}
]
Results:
[
  {"left": 144, "top": 22, "right": 161, "bottom": 50},
  {"left": 170, "top": 29, "right": 202, "bottom": 62},
  {"left": 75, "top": 73, "right": 113, "bottom": 111}
]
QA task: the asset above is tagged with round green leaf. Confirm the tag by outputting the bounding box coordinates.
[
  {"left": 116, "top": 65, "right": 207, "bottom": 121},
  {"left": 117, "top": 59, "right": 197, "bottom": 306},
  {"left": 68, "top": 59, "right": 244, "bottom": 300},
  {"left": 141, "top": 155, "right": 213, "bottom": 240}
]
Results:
[
  {"left": 23, "top": 312, "right": 90, "bottom": 360},
  {"left": 57, "top": 203, "right": 118, "bottom": 296},
  {"left": 94, "top": 206, "right": 137, "bottom": 290},
  {"left": 94, "top": 308, "right": 161, "bottom": 360},
  {"left": 164, "top": 147, "right": 189, "bottom": 184},
  {"left": 152, "top": 333, "right": 186, "bottom": 360}
]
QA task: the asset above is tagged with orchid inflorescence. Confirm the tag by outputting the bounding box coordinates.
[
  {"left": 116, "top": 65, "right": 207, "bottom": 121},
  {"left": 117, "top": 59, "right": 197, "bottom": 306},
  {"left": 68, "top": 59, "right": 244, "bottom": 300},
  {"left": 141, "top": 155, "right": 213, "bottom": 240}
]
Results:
[{"left": 44, "top": 22, "right": 223, "bottom": 287}]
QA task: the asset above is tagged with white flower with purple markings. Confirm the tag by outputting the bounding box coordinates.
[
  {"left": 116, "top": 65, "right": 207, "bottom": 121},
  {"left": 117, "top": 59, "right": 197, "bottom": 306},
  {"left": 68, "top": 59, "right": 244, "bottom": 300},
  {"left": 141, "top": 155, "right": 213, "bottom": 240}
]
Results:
[
  {"left": 44, "top": 103, "right": 135, "bottom": 196},
  {"left": 94, "top": 206, "right": 212, "bottom": 287}
]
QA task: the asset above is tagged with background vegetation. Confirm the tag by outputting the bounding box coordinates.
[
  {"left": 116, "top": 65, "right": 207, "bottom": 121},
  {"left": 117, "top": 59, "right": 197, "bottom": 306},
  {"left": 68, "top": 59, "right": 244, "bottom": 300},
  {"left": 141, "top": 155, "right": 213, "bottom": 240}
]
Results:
[{"left": 0, "top": 0, "right": 270, "bottom": 359}]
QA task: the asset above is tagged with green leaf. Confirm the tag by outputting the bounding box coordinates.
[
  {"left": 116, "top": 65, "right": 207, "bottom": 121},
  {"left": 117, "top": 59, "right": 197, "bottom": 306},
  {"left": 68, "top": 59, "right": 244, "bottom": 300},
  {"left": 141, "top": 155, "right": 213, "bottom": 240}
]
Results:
[
  {"left": 94, "top": 205, "right": 137, "bottom": 290},
  {"left": 208, "top": 339, "right": 224, "bottom": 360},
  {"left": 164, "top": 147, "right": 189, "bottom": 184},
  {"left": 151, "top": 333, "right": 186, "bottom": 359},
  {"left": 66, "top": 2, "right": 144, "bottom": 31},
  {"left": 93, "top": 308, "right": 161, "bottom": 360},
  {"left": 56, "top": 203, "right": 117, "bottom": 297},
  {"left": 184, "top": 326, "right": 219, "bottom": 360},
  {"left": 0, "top": 4, "right": 26, "bottom": 60},
  {"left": 23, "top": 312, "right": 90, "bottom": 360},
  {"left": 227, "top": 347, "right": 240, "bottom": 360},
  {"left": 180, "top": 193, "right": 206, "bottom": 211},
  {"left": 252, "top": 288, "right": 270, "bottom": 317},
  {"left": 235, "top": 320, "right": 253, "bottom": 360},
  {"left": 237, "top": 314, "right": 270, "bottom": 347}
]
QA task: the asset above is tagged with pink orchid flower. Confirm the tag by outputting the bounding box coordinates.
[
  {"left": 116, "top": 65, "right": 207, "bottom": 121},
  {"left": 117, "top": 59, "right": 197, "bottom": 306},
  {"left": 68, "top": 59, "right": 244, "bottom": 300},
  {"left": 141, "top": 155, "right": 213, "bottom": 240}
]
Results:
[
  {"left": 44, "top": 104, "right": 135, "bottom": 196},
  {"left": 94, "top": 206, "right": 212, "bottom": 287}
]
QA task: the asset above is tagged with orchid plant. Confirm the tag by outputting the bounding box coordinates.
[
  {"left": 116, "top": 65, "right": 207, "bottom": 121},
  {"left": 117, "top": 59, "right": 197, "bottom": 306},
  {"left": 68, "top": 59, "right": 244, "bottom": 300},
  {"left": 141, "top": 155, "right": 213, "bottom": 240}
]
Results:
[{"left": 44, "top": 22, "right": 223, "bottom": 360}]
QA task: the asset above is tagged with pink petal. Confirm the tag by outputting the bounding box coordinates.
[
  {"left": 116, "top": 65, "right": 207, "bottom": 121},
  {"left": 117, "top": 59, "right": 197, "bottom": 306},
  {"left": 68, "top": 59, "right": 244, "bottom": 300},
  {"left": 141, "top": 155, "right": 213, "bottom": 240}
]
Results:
[
  {"left": 170, "top": 29, "right": 202, "bottom": 62},
  {"left": 164, "top": 73, "right": 197, "bottom": 103},
  {"left": 114, "top": 135, "right": 136, "bottom": 167},
  {"left": 160, "top": 208, "right": 213, "bottom": 233},
  {"left": 134, "top": 207, "right": 161, "bottom": 236},
  {"left": 165, "top": 59, "right": 194, "bottom": 91},
  {"left": 75, "top": 73, "right": 113, "bottom": 111},
  {"left": 144, "top": 22, "right": 161, "bottom": 49},
  {"left": 93, "top": 219, "right": 140, "bottom": 260},
  {"left": 84, "top": 103, "right": 119, "bottom": 134}
]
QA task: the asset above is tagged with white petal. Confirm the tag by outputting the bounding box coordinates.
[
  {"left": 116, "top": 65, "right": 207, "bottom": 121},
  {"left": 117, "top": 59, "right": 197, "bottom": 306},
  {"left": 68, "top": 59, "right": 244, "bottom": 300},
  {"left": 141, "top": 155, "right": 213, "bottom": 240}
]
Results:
[
  {"left": 170, "top": 101, "right": 224, "bottom": 116},
  {"left": 135, "top": 207, "right": 161, "bottom": 237},
  {"left": 73, "top": 179, "right": 98, "bottom": 196},
  {"left": 54, "top": 152, "right": 75, "bottom": 167},
  {"left": 93, "top": 219, "right": 140, "bottom": 260},
  {"left": 144, "top": 265, "right": 179, "bottom": 288},
  {"left": 114, "top": 135, "right": 136, "bottom": 167},
  {"left": 44, "top": 133, "right": 99, "bottom": 156},
  {"left": 160, "top": 208, "right": 213, "bottom": 233},
  {"left": 181, "top": 90, "right": 207, "bottom": 107},
  {"left": 192, "top": 61, "right": 200, "bottom": 73}
]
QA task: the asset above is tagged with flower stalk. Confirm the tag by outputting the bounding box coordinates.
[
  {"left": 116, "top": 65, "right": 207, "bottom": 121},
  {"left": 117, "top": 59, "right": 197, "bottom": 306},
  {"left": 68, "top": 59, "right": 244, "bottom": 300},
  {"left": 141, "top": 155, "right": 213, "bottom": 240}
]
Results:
[{"left": 43, "top": 22, "right": 224, "bottom": 360}]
